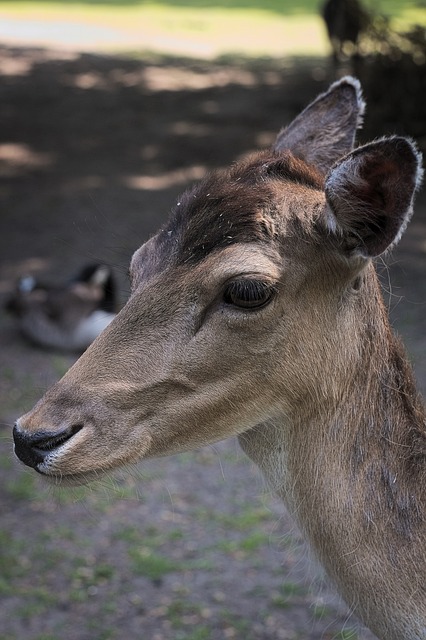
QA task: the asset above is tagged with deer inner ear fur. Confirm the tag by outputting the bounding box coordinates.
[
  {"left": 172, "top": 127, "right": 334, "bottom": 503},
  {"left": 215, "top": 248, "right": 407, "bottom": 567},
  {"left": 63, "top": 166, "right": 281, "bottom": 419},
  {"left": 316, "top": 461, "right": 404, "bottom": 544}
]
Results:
[
  {"left": 274, "top": 76, "right": 365, "bottom": 175},
  {"left": 324, "top": 136, "right": 423, "bottom": 258}
]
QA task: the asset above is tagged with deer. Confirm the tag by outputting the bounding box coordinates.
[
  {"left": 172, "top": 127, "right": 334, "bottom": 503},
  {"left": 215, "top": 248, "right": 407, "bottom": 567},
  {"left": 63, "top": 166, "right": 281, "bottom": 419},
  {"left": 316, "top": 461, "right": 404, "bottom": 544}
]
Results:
[
  {"left": 6, "top": 263, "right": 116, "bottom": 351},
  {"left": 322, "top": 0, "right": 371, "bottom": 64},
  {"left": 12, "top": 77, "right": 426, "bottom": 640}
]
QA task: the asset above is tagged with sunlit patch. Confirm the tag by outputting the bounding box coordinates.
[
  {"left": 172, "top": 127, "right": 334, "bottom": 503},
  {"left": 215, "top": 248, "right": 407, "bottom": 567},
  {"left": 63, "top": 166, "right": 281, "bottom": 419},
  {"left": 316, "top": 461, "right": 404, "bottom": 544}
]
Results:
[
  {"left": 0, "top": 54, "right": 33, "bottom": 76},
  {"left": 170, "top": 121, "right": 211, "bottom": 137},
  {"left": 141, "top": 66, "right": 259, "bottom": 91},
  {"left": 0, "top": 143, "right": 54, "bottom": 176},
  {"left": 0, "top": 46, "right": 77, "bottom": 76},
  {"left": 71, "top": 72, "right": 110, "bottom": 90},
  {"left": 123, "top": 165, "right": 207, "bottom": 191},
  {"left": 146, "top": 65, "right": 294, "bottom": 94}
]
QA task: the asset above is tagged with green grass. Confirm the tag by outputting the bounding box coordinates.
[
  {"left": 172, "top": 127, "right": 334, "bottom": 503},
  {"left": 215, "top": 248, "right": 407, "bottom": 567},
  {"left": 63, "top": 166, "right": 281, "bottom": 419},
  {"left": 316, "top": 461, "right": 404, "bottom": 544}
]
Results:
[
  {"left": 0, "top": 0, "right": 322, "bottom": 11},
  {"left": 128, "top": 548, "right": 181, "bottom": 580},
  {"left": 271, "top": 581, "right": 308, "bottom": 609},
  {"left": 0, "top": 531, "right": 27, "bottom": 591},
  {"left": 206, "top": 505, "right": 273, "bottom": 530},
  {"left": 217, "top": 531, "right": 270, "bottom": 555},
  {"left": 68, "top": 557, "right": 116, "bottom": 601},
  {"left": 181, "top": 628, "right": 211, "bottom": 640},
  {"left": 50, "top": 354, "right": 74, "bottom": 378},
  {"left": 5, "top": 469, "right": 38, "bottom": 500},
  {"left": 114, "top": 524, "right": 185, "bottom": 547},
  {"left": 0, "top": 0, "right": 424, "bottom": 59},
  {"left": 16, "top": 588, "right": 59, "bottom": 618},
  {"left": 0, "top": 0, "right": 422, "bottom": 17},
  {"left": 0, "top": 0, "right": 328, "bottom": 58},
  {"left": 217, "top": 610, "right": 253, "bottom": 638},
  {"left": 312, "top": 602, "right": 332, "bottom": 619},
  {"left": 334, "top": 630, "right": 359, "bottom": 640},
  {"left": 166, "top": 600, "right": 202, "bottom": 626},
  {"left": 0, "top": 366, "right": 45, "bottom": 416}
]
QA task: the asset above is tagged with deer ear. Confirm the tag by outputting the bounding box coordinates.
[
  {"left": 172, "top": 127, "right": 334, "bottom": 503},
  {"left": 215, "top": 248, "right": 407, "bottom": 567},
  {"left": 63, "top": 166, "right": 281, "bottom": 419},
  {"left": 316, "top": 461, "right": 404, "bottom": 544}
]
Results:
[
  {"left": 324, "top": 137, "right": 423, "bottom": 258},
  {"left": 274, "top": 76, "right": 365, "bottom": 174}
]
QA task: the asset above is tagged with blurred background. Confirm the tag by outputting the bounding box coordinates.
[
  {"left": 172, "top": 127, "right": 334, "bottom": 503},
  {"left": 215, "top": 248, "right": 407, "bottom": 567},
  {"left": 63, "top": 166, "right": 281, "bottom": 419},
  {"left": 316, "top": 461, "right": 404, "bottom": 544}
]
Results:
[{"left": 0, "top": 2, "right": 425, "bottom": 639}]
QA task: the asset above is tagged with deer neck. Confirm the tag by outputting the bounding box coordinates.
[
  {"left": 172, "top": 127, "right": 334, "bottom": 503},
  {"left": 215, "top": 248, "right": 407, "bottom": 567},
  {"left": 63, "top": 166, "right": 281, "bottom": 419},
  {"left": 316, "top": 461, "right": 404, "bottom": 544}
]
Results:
[
  {"left": 238, "top": 272, "right": 426, "bottom": 623},
  {"left": 238, "top": 271, "right": 426, "bottom": 637}
]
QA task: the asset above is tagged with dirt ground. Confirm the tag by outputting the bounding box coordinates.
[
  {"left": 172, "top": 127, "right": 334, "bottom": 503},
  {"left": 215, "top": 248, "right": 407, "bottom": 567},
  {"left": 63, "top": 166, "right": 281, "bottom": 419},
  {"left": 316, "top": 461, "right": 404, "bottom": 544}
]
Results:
[{"left": 0, "top": 46, "right": 425, "bottom": 640}]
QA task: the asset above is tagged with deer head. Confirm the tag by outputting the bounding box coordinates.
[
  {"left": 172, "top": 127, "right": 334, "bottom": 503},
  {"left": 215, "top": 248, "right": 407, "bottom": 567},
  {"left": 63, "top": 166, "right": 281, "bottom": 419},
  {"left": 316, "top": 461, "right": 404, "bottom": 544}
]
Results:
[{"left": 13, "top": 77, "right": 422, "bottom": 486}]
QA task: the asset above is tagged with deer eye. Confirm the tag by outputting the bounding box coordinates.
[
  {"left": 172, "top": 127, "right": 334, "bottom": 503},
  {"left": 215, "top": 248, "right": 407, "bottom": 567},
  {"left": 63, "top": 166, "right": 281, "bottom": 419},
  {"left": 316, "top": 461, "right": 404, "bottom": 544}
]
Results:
[{"left": 223, "top": 279, "right": 276, "bottom": 310}]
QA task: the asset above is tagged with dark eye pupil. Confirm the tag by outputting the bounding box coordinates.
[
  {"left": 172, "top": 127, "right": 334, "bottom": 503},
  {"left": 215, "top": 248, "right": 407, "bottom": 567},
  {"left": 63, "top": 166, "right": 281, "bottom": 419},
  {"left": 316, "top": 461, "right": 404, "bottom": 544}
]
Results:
[{"left": 223, "top": 280, "right": 274, "bottom": 309}]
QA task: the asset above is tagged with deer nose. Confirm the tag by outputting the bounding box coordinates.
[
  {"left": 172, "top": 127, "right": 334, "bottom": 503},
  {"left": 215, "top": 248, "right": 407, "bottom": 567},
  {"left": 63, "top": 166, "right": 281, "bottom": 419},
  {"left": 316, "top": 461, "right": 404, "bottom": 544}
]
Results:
[{"left": 13, "top": 424, "right": 83, "bottom": 471}]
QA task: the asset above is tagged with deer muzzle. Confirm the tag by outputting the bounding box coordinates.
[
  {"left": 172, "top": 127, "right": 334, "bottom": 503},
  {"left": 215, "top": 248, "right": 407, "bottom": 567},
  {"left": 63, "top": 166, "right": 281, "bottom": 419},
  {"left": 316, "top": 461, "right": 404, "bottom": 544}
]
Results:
[{"left": 13, "top": 422, "right": 84, "bottom": 471}]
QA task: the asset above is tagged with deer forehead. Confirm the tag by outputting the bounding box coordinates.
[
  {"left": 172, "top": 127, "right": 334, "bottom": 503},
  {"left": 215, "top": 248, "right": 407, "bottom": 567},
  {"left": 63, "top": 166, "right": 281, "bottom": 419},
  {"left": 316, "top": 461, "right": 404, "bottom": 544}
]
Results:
[
  {"left": 130, "top": 222, "right": 320, "bottom": 304},
  {"left": 131, "top": 156, "right": 326, "bottom": 289}
]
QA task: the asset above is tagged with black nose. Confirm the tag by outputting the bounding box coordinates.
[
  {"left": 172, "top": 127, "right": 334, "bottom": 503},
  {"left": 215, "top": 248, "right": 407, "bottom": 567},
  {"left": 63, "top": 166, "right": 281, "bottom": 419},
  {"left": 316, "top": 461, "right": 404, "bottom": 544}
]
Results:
[{"left": 13, "top": 424, "right": 83, "bottom": 470}]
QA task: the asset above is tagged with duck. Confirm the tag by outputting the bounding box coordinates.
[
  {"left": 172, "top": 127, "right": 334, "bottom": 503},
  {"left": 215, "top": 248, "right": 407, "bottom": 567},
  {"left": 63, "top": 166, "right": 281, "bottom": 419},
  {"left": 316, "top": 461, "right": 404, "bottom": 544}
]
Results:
[{"left": 6, "top": 263, "right": 117, "bottom": 351}]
